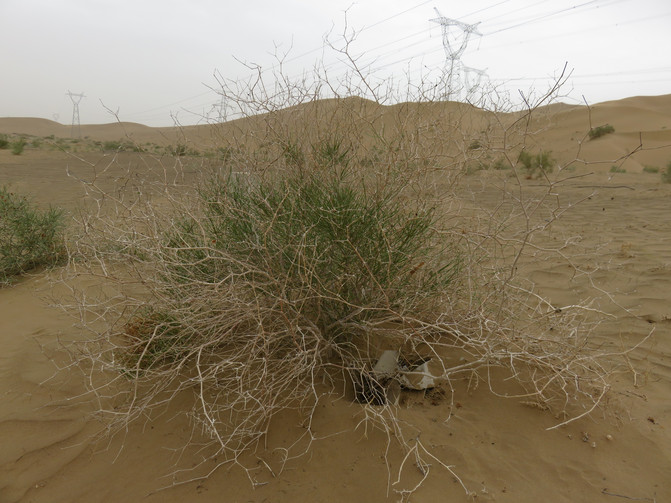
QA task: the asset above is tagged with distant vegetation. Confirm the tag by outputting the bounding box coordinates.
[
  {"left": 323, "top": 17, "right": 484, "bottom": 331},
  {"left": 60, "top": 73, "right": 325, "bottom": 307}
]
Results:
[
  {"left": 0, "top": 135, "right": 9, "bottom": 149},
  {"left": 609, "top": 165, "right": 626, "bottom": 173},
  {"left": 643, "top": 165, "right": 659, "bottom": 174},
  {"left": 588, "top": 124, "right": 615, "bottom": 140},
  {"left": 518, "top": 150, "right": 554, "bottom": 178},
  {"left": 11, "top": 137, "right": 26, "bottom": 155},
  {"left": 663, "top": 161, "right": 671, "bottom": 183},
  {"left": 0, "top": 187, "right": 65, "bottom": 285}
]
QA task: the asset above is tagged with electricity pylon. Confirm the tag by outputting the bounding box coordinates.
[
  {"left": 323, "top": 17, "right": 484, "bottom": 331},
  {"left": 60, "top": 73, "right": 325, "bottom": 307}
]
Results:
[
  {"left": 463, "top": 65, "right": 488, "bottom": 95},
  {"left": 430, "top": 8, "right": 482, "bottom": 99},
  {"left": 66, "top": 90, "right": 86, "bottom": 138}
]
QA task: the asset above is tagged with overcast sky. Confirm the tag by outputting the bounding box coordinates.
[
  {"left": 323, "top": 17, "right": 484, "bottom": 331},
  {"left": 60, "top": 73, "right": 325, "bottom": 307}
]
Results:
[{"left": 2, "top": 0, "right": 670, "bottom": 127}]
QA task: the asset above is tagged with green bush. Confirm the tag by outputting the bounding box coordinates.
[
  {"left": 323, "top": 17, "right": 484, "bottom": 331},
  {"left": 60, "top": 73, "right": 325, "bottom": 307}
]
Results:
[
  {"left": 170, "top": 144, "right": 188, "bottom": 156},
  {"left": 0, "top": 135, "right": 9, "bottom": 149},
  {"left": 492, "top": 158, "right": 511, "bottom": 170},
  {"left": 588, "top": 124, "right": 615, "bottom": 140},
  {"left": 662, "top": 162, "right": 671, "bottom": 183},
  {"left": 157, "top": 168, "right": 459, "bottom": 345},
  {"left": 11, "top": 138, "right": 26, "bottom": 155},
  {"left": 609, "top": 165, "right": 626, "bottom": 173},
  {"left": 643, "top": 165, "right": 659, "bottom": 174},
  {"left": 518, "top": 150, "right": 554, "bottom": 178},
  {"left": 0, "top": 187, "right": 65, "bottom": 285},
  {"left": 103, "top": 140, "right": 123, "bottom": 151}
]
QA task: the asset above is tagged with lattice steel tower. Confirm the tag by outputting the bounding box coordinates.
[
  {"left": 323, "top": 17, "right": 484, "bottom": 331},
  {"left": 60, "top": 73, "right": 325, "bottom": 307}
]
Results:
[
  {"left": 66, "top": 90, "right": 86, "bottom": 138},
  {"left": 430, "top": 8, "right": 482, "bottom": 99}
]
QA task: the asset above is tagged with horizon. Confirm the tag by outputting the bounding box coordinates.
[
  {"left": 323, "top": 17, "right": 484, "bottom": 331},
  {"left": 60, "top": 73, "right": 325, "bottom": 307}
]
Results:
[{"left": 1, "top": 91, "right": 669, "bottom": 129}]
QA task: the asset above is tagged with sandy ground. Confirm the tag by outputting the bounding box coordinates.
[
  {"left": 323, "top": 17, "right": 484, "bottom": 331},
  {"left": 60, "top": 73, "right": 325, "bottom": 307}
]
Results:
[{"left": 1, "top": 96, "right": 670, "bottom": 502}]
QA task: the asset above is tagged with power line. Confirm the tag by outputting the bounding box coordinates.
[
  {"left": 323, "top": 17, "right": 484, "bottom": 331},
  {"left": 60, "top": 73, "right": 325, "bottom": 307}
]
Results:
[{"left": 122, "top": 0, "right": 665, "bottom": 125}]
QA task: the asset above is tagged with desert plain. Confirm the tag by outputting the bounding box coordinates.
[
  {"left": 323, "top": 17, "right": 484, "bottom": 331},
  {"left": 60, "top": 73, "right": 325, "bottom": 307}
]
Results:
[{"left": 1, "top": 94, "right": 670, "bottom": 502}]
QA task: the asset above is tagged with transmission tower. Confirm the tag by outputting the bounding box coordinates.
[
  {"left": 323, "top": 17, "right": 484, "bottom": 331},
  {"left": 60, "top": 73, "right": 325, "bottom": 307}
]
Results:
[
  {"left": 463, "top": 65, "right": 488, "bottom": 95},
  {"left": 66, "top": 90, "right": 86, "bottom": 138},
  {"left": 430, "top": 8, "right": 482, "bottom": 99}
]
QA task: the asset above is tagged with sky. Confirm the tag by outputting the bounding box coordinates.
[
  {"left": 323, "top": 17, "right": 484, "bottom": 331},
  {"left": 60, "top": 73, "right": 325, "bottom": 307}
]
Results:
[{"left": 1, "top": 0, "right": 670, "bottom": 127}]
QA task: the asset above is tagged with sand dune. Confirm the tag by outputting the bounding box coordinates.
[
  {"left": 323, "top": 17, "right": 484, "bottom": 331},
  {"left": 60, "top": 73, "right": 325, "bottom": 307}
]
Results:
[{"left": 1, "top": 95, "right": 670, "bottom": 502}]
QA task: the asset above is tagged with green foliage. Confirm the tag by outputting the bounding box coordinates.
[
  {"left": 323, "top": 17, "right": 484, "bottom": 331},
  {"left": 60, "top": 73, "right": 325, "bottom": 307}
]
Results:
[
  {"left": 0, "top": 187, "right": 65, "bottom": 285},
  {"left": 282, "top": 140, "right": 305, "bottom": 168},
  {"left": 662, "top": 162, "right": 671, "bottom": 184},
  {"left": 11, "top": 138, "right": 26, "bottom": 155},
  {"left": 588, "top": 124, "right": 615, "bottom": 140},
  {"left": 517, "top": 150, "right": 554, "bottom": 178},
  {"left": 643, "top": 165, "right": 659, "bottom": 174},
  {"left": 492, "top": 158, "right": 511, "bottom": 170},
  {"left": 103, "top": 140, "right": 123, "bottom": 151},
  {"left": 610, "top": 165, "right": 626, "bottom": 173},
  {"left": 312, "top": 138, "right": 350, "bottom": 168},
  {"left": 170, "top": 144, "right": 188, "bottom": 156},
  {"left": 162, "top": 168, "right": 459, "bottom": 339},
  {"left": 0, "top": 135, "right": 9, "bottom": 149},
  {"left": 119, "top": 309, "right": 188, "bottom": 372},
  {"left": 464, "top": 160, "right": 488, "bottom": 175}
]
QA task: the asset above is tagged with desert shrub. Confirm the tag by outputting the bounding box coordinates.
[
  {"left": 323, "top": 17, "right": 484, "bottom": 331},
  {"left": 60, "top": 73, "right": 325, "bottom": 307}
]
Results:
[
  {"left": 464, "top": 160, "right": 488, "bottom": 174},
  {"left": 518, "top": 150, "right": 554, "bottom": 178},
  {"left": 103, "top": 140, "right": 123, "bottom": 151},
  {"left": 312, "top": 137, "right": 350, "bottom": 168},
  {"left": 0, "top": 187, "right": 65, "bottom": 285},
  {"left": 588, "top": 124, "right": 615, "bottom": 140},
  {"left": 121, "top": 165, "right": 460, "bottom": 371},
  {"left": 170, "top": 144, "right": 188, "bottom": 156},
  {"left": 492, "top": 157, "right": 511, "bottom": 170},
  {"left": 11, "top": 138, "right": 26, "bottom": 155},
  {"left": 643, "top": 165, "right": 659, "bottom": 174},
  {"left": 61, "top": 49, "right": 624, "bottom": 497},
  {"left": 468, "top": 139, "right": 482, "bottom": 150},
  {"left": 610, "top": 165, "right": 626, "bottom": 173},
  {"left": 662, "top": 161, "right": 671, "bottom": 183},
  {"left": 0, "top": 135, "right": 9, "bottom": 149},
  {"left": 282, "top": 139, "right": 305, "bottom": 168}
]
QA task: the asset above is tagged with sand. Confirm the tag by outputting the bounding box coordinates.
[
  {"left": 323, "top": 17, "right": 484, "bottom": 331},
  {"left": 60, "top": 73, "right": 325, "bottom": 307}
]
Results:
[{"left": 1, "top": 96, "right": 670, "bottom": 502}]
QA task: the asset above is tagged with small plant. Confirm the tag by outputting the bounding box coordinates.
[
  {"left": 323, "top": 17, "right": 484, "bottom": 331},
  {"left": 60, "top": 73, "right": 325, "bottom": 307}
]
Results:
[
  {"left": 492, "top": 158, "right": 511, "bottom": 170},
  {"left": 464, "top": 160, "right": 488, "bottom": 174},
  {"left": 662, "top": 161, "right": 671, "bottom": 183},
  {"left": 609, "top": 165, "right": 626, "bottom": 173},
  {"left": 11, "top": 138, "right": 26, "bottom": 155},
  {"left": 103, "top": 140, "right": 123, "bottom": 151},
  {"left": 518, "top": 150, "right": 554, "bottom": 178},
  {"left": 312, "top": 138, "right": 350, "bottom": 168},
  {"left": 588, "top": 124, "right": 615, "bottom": 140},
  {"left": 468, "top": 139, "right": 482, "bottom": 150},
  {"left": 282, "top": 140, "right": 305, "bottom": 168},
  {"left": 0, "top": 135, "right": 9, "bottom": 149},
  {"left": 643, "top": 165, "right": 659, "bottom": 174},
  {"left": 118, "top": 309, "right": 187, "bottom": 373},
  {"left": 0, "top": 187, "right": 65, "bottom": 285}
]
